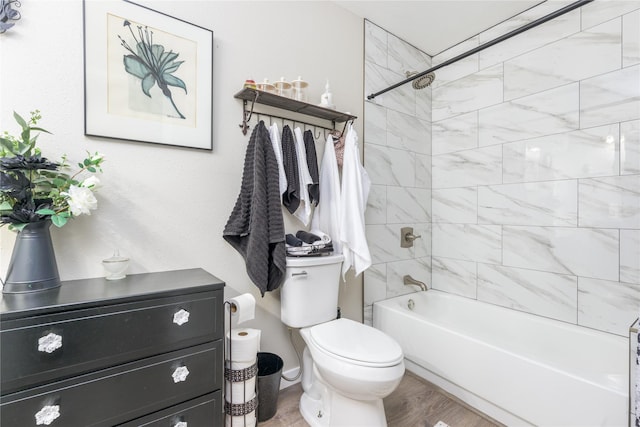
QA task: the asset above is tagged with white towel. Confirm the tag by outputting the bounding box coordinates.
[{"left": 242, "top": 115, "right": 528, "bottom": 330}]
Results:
[
  {"left": 293, "top": 127, "right": 314, "bottom": 226},
  {"left": 310, "top": 135, "right": 343, "bottom": 255},
  {"left": 309, "top": 229, "right": 332, "bottom": 245},
  {"left": 286, "top": 246, "right": 315, "bottom": 254},
  {"left": 269, "top": 123, "right": 288, "bottom": 197},
  {"left": 339, "top": 124, "right": 371, "bottom": 278}
]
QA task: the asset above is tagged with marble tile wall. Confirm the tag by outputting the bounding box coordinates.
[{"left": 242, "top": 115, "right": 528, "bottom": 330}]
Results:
[
  {"left": 363, "top": 20, "right": 432, "bottom": 325},
  {"left": 363, "top": 2, "right": 640, "bottom": 336},
  {"left": 431, "top": 1, "right": 640, "bottom": 336}
]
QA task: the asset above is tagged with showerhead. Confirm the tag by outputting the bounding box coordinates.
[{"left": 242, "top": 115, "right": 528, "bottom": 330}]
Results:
[{"left": 405, "top": 71, "right": 436, "bottom": 89}]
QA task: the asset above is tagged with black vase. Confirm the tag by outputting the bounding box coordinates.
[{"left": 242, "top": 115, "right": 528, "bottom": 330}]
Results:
[{"left": 3, "top": 220, "right": 61, "bottom": 293}]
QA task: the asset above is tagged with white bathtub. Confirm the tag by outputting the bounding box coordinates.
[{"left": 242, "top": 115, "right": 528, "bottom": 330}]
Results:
[{"left": 373, "top": 290, "right": 628, "bottom": 426}]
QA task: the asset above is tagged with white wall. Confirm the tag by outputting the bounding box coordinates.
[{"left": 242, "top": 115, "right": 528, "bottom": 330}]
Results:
[{"left": 0, "top": 0, "right": 364, "bottom": 374}]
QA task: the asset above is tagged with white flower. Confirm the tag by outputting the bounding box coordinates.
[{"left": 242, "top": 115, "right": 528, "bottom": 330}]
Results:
[
  {"left": 63, "top": 185, "right": 98, "bottom": 217},
  {"left": 81, "top": 175, "right": 100, "bottom": 188}
]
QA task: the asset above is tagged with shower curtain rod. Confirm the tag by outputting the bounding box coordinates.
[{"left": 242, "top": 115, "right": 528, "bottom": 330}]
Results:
[{"left": 366, "top": 0, "right": 593, "bottom": 100}]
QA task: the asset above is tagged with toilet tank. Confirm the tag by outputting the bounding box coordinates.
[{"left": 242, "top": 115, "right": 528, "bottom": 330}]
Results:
[{"left": 281, "top": 254, "right": 344, "bottom": 328}]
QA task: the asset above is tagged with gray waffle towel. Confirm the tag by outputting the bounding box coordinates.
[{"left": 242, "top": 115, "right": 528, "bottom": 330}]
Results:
[
  {"left": 304, "top": 130, "right": 320, "bottom": 205},
  {"left": 223, "top": 121, "right": 286, "bottom": 296},
  {"left": 281, "top": 125, "right": 300, "bottom": 214}
]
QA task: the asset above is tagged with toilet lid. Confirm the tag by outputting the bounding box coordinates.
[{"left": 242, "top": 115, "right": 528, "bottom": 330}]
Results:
[{"left": 308, "top": 318, "right": 403, "bottom": 367}]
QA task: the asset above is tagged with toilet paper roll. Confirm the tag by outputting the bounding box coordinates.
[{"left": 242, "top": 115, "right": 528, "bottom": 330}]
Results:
[
  {"left": 226, "top": 294, "right": 256, "bottom": 325},
  {"left": 225, "top": 328, "right": 261, "bottom": 363},
  {"left": 225, "top": 376, "right": 256, "bottom": 403},
  {"left": 225, "top": 410, "right": 256, "bottom": 427}
]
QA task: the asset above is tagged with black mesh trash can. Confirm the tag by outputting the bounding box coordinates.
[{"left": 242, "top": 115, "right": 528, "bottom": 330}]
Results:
[{"left": 256, "top": 352, "right": 283, "bottom": 422}]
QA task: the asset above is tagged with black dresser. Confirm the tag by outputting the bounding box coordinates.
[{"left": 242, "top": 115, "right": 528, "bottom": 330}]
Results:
[{"left": 0, "top": 268, "right": 225, "bottom": 427}]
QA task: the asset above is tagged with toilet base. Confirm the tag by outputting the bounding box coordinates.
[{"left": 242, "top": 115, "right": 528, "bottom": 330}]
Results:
[{"left": 299, "top": 387, "right": 387, "bottom": 427}]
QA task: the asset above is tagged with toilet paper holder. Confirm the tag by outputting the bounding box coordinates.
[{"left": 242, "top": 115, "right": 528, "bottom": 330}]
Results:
[{"left": 224, "top": 299, "right": 259, "bottom": 424}]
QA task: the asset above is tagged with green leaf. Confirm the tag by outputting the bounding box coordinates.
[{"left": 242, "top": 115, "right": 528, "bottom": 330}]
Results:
[
  {"left": 0, "top": 137, "right": 15, "bottom": 153},
  {"left": 10, "top": 223, "right": 28, "bottom": 232},
  {"left": 36, "top": 208, "right": 56, "bottom": 215},
  {"left": 0, "top": 201, "right": 12, "bottom": 210},
  {"left": 30, "top": 127, "right": 52, "bottom": 134},
  {"left": 51, "top": 214, "right": 68, "bottom": 228},
  {"left": 13, "top": 111, "right": 27, "bottom": 130},
  {"left": 18, "top": 144, "right": 31, "bottom": 155},
  {"left": 87, "top": 166, "right": 96, "bottom": 173},
  {"left": 78, "top": 163, "right": 84, "bottom": 169},
  {"left": 53, "top": 178, "right": 66, "bottom": 187},
  {"left": 163, "top": 73, "right": 187, "bottom": 93},
  {"left": 21, "top": 127, "right": 31, "bottom": 147},
  {"left": 83, "top": 158, "right": 90, "bottom": 166},
  {"left": 123, "top": 54, "right": 151, "bottom": 79}
]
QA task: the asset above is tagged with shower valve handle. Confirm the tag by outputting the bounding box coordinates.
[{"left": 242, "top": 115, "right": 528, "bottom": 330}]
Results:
[
  {"left": 401, "top": 227, "right": 421, "bottom": 248},
  {"left": 405, "top": 232, "right": 421, "bottom": 242}
]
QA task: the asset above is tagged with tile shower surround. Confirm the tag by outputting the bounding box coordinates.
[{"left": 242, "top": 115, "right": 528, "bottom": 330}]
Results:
[
  {"left": 363, "top": 2, "right": 640, "bottom": 337},
  {"left": 363, "top": 20, "right": 433, "bottom": 325}
]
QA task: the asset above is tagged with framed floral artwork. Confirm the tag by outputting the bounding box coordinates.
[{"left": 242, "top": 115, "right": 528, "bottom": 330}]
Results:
[{"left": 83, "top": 0, "right": 213, "bottom": 150}]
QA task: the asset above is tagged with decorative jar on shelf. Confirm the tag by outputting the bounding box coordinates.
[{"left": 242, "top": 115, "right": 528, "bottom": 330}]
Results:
[
  {"left": 291, "top": 76, "right": 308, "bottom": 102},
  {"left": 274, "top": 77, "right": 291, "bottom": 98}
]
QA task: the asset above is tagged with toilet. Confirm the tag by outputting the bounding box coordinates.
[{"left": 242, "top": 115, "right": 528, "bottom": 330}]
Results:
[{"left": 281, "top": 254, "right": 405, "bottom": 427}]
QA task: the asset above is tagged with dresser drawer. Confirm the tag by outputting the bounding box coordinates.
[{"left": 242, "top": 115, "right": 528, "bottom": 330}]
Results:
[
  {"left": 1, "top": 289, "right": 223, "bottom": 394},
  {"left": 1, "top": 340, "right": 222, "bottom": 427},
  {"left": 117, "top": 391, "right": 222, "bottom": 427}
]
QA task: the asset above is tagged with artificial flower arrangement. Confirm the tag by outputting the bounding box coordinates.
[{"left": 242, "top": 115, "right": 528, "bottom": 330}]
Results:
[{"left": 0, "top": 110, "right": 104, "bottom": 231}]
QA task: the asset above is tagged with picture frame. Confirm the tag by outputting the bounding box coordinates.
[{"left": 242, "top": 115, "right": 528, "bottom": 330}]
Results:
[{"left": 83, "top": 0, "right": 213, "bottom": 150}]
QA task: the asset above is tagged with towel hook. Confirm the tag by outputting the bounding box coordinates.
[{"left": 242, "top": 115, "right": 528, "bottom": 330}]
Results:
[
  {"left": 340, "top": 119, "right": 351, "bottom": 137},
  {"left": 315, "top": 127, "right": 322, "bottom": 140},
  {"left": 239, "top": 91, "right": 260, "bottom": 135}
]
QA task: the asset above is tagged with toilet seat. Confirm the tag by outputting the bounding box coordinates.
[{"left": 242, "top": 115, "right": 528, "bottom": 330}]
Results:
[{"left": 307, "top": 318, "right": 404, "bottom": 368}]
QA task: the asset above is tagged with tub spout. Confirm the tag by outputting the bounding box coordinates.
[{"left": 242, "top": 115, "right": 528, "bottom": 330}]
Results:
[{"left": 403, "top": 275, "right": 428, "bottom": 291}]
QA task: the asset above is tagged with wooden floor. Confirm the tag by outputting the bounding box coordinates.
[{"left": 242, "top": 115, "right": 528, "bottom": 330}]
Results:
[{"left": 259, "top": 371, "right": 503, "bottom": 427}]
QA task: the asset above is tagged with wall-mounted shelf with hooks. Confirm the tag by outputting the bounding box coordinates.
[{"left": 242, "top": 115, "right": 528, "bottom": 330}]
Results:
[{"left": 234, "top": 88, "right": 357, "bottom": 135}]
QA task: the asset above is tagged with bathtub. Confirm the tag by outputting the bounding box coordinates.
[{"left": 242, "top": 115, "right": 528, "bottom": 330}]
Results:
[{"left": 373, "top": 290, "right": 628, "bottom": 426}]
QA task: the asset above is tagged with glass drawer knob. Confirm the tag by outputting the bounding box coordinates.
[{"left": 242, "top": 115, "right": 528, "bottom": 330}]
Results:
[
  {"left": 38, "top": 333, "right": 63, "bottom": 354},
  {"left": 172, "top": 366, "right": 190, "bottom": 383},
  {"left": 35, "top": 405, "right": 60, "bottom": 425},
  {"left": 173, "top": 309, "right": 190, "bottom": 326},
  {"left": 174, "top": 422, "right": 187, "bottom": 427}
]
